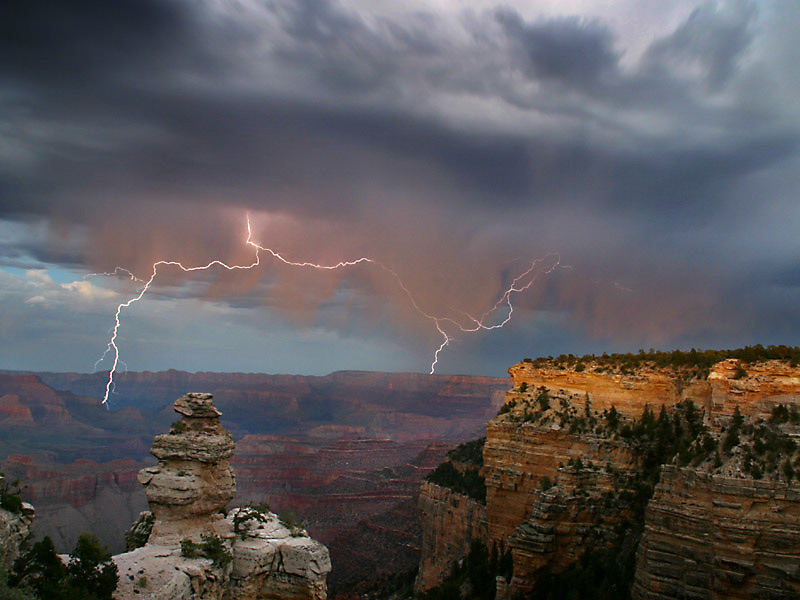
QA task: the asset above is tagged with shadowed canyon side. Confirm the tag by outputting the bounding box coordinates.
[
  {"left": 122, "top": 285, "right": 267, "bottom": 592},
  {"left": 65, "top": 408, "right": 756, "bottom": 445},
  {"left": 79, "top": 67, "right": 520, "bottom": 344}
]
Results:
[
  {"left": 417, "top": 354, "right": 800, "bottom": 599},
  {"left": 114, "top": 393, "right": 331, "bottom": 600}
]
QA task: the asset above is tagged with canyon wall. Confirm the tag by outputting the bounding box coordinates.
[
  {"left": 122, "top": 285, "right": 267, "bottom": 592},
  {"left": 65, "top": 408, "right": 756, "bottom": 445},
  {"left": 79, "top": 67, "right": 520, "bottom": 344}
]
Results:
[
  {"left": 416, "top": 481, "right": 487, "bottom": 590},
  {"left": 633, "top": 465, "right": 800, "bottom": 599},
  {"left": 418, "top": 358, "right": 800, "bottom": 598}
]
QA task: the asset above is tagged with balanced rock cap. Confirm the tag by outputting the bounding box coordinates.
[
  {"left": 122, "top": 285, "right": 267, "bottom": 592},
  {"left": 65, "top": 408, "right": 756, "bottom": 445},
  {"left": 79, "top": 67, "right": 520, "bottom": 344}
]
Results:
[{"left": 174, "top": 392, "right": 222, "bottom": 418}]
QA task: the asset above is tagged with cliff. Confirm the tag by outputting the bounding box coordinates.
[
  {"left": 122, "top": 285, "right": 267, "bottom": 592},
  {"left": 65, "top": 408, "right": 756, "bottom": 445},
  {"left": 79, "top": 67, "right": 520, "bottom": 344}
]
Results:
[
  {"left": 633, "top": 465, "right": 800, "bottom": 599},
  {"left": 0, "top": 475, "right": 34, "bottom": 573},
  {"left": 113, "top": 393, "right": 331, "bottom": 600},
  {"left": 418, "top": 354, "right": 800, "bottom": 598},
  {"left": 416, "top": 481, "right": 487, "bottom": 590}
]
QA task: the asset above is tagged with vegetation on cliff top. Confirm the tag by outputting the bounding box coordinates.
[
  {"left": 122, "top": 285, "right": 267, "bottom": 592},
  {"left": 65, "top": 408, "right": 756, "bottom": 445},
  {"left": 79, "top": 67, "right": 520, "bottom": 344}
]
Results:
[
  {"left": 9, "top": 533, "right": 118, "bottom": 600},
  {"left": 426, "top": 438, "right": 487, "bottom": 504},
  {"left": 522, "top": 343, "right": 800, "bottom": 377}
]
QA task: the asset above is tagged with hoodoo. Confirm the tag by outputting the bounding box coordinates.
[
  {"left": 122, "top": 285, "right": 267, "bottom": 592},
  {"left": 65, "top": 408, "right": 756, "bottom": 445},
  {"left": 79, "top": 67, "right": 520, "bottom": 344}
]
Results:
[{"left": 114, "top": 393, "right": 331, "bottom": 600}]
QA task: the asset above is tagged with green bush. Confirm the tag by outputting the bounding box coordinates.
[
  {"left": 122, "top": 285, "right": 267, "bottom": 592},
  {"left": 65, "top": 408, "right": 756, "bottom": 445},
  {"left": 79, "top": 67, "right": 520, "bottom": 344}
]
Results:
[
  {"left": 447, "top": 438, "right": 485, "bottom": 468},
  {"left": 0, "top": 476, "right": 24, "bottom": 515},
  {"left": 67, "top": 532, "right": 118, "bottom": 600},
  {"left": 1, "top": 494, "right": 23, "bottom": 515},
  {"left": 11, "top": 533, "right": 118, "bottom": 600},
  {"left": 181, "top": 535, "right": 232, "bottom": 569},
  {"left": 426, "top": 461, "right": 486, "bottom": 504}
]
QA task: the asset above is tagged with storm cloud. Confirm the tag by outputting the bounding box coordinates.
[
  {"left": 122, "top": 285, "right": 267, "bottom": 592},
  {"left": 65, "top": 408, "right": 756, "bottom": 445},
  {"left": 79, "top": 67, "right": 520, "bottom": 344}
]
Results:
[{"left": 1, "top": 0, "right": 799, "bottom": 376}]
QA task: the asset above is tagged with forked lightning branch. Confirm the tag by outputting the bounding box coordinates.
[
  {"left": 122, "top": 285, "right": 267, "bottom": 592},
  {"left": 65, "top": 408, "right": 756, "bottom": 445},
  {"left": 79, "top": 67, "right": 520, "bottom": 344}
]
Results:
[{"left": 95, "top": 215, "right": 563, "bottom": 405}]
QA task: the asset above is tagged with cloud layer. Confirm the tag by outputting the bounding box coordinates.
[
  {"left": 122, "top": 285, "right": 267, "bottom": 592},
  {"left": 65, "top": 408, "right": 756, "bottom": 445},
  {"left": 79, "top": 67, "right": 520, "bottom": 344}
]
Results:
[{"left": 1, "top": 0, "right": 799, "bottom": 375}]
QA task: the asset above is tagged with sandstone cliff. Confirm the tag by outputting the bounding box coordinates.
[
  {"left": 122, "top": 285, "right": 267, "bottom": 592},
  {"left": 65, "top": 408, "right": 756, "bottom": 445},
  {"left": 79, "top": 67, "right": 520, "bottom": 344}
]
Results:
[
  {"left": 633, "top": 465, "right": 800, "bottom": 599},
  {"left": 113, "top": 393, "right": 331, "bottom": 600},
  {"left": 416, "top": 481, "right": 487, "bottom": 590},
  {"left": 418, "top": 355, "right": 800, "bottom": 598}
]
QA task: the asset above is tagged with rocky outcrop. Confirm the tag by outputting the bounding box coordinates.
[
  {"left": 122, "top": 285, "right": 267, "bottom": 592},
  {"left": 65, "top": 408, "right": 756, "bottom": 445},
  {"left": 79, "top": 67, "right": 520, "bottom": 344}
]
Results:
[
  {"left": 0, "top": 479, "right": 34, "bottom": 573},
  {"left": 113, "top": 393, "right": 330, "bottom": 600},
  {"left": 633, "top": 467, "right": 800, "bottom": 599},
  {"left": 136, "top": 393, "right": 236, "bottom": 543},
  {"left": 415, "top": 481, "right": 487, "bottom": 591},
  {"left": 420, "top": 358, "right": 800, "bottom": 598}
]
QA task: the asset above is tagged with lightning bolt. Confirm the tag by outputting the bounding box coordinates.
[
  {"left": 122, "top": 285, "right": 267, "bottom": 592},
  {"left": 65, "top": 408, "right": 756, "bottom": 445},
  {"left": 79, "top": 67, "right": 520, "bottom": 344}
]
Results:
[{"left": 96, "top": 215, "right": 564, "bottom": 406}]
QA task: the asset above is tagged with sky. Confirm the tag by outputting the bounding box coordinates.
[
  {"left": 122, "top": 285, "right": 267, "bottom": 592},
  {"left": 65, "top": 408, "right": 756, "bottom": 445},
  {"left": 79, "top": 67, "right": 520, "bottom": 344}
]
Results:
[{"left": 1, "top": 0, "right": 800, "bottom": 378}]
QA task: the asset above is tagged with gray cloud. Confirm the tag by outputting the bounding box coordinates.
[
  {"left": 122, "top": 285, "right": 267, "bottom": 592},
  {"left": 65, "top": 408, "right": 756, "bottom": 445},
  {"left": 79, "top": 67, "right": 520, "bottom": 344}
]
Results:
[{"left": 1, "top": 0, "right": 800, "bottom": 374}]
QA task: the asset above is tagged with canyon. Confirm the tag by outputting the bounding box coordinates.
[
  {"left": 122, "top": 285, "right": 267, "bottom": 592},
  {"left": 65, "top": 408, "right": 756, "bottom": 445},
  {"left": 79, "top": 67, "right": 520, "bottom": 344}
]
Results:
[
  {"left": 0, "top": 369, "right": 506, "bottom": 588},
  {"left": 417, "top": 355, "right": 800, "bottom": 598}
]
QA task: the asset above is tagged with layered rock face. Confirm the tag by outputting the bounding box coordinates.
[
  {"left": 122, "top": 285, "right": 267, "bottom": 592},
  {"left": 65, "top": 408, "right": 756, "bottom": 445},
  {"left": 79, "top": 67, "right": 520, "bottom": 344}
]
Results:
[
  {"left": 416, "top": 481, "right": 487, "bottom": 590},
  {"left": 113, "top": 393, "right": 331, "bottom": 600},
  {"left": 633, "top": 465, "right": 800, "bottom": 599},
  {"left": 419, "top": 358, "right": 800, "bottom": 598}
]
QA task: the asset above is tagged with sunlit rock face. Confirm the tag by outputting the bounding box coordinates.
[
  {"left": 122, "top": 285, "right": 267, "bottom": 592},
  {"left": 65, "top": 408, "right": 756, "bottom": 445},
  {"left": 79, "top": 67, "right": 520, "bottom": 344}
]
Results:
[
  {"left": 115, "top": 393, "right": 330, "bottom": 600},
  {"left": 419, "top": 359, "right": 800, "bottom": 598},
  {"left": 415, "top": 480, "right": 487, "bottom": 592}
]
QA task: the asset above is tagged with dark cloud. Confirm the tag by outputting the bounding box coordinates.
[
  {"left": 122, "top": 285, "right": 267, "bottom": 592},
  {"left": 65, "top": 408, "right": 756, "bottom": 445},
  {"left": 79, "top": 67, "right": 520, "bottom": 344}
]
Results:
[
  {"left": 495, "top": 10, "right": 619, "bottom": 88},
  {"left": 1, "top": 0, "right": 799, "bottom": 374},
  {"left": 644, "top": 0, "right": 756, "bottom": 90}
]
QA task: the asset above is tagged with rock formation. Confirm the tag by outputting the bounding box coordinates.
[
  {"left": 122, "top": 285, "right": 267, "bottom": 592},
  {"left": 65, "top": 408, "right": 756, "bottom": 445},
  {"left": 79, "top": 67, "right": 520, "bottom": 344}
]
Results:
[
  {"left": 0, "top": 476, "right": 34, "bottom": 573},
  {"left": 633, "top": 465, "right": 800, "bottom": 599},
  {"left": 417, "top": 357, "right": 800, "bottom": 598},
  {"left": 415, "top": 480, "right": 487, "bottom": 590},
  {"left": 113, "top": 393, "right": 331, "bottom": 600}
]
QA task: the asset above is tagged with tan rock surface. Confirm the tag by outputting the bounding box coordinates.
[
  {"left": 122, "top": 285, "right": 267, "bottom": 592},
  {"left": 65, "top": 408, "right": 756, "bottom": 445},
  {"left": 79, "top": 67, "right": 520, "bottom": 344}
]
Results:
[
  {"left": 114, "top": 393, "right": 330, "bottom": 600},
  {"left": 424, "top": 359, "right": 800, "bottom": 597},
  {"left": 415, "top": 481, "right": 488, "bottom": 592},
  {"left": 633, "top": 465, "right": 800, "bottom": 599}
]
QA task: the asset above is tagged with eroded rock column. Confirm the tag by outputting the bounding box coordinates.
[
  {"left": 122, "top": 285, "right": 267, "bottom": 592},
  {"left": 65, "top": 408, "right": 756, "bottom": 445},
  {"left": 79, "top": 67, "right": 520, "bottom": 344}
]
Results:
[{"left": 137, "top": 393, "right": 236, "bottom": 543}]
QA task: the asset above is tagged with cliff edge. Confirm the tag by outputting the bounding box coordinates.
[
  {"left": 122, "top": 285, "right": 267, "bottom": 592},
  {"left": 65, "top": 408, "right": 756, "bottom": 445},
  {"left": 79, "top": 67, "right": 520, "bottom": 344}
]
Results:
[{"left": 418, "top": 354, "right": 800, "bottom": 599}]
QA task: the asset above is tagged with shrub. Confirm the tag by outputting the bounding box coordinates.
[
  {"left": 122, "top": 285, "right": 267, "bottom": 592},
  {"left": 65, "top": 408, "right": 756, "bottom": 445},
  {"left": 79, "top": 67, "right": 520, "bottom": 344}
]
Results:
[
  {"left": 200, "top": 534, "right": 232, "bottom": 569},
  {"left": 0, "top": 475, "right": 24, "bottom": 515},
  {"left": 180, "top": 538, "right": 201, "bottom": 558},
  {"left": 233, "top": 506, "right": 270, "bottom": 539},
  {"left": 67, "top": 532, "right": 118, "bottom": 600},
  {"left": 1, "top": 493, "right": 23, "bottom": 515},
  {"left": 11, "top": 532, "right": 118, "bottom": 599},
  {"left": 426, "top": 461, "right": 486, "bottom": 504},
  {"left": 181, "top": 535, "right": 233, "bottom": 569},
  {"left": 447, "top": 438, "right": 485, "bottom": 468}
]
